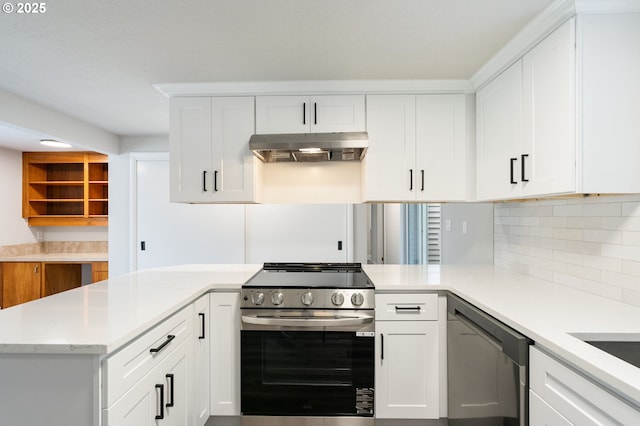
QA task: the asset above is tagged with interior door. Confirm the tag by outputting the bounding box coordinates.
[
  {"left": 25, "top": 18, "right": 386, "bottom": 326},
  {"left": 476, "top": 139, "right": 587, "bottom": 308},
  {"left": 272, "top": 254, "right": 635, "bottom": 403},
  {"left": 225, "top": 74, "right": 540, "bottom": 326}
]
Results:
[{"left": 136, "top": 157, "right": 245, "bottom": 270}]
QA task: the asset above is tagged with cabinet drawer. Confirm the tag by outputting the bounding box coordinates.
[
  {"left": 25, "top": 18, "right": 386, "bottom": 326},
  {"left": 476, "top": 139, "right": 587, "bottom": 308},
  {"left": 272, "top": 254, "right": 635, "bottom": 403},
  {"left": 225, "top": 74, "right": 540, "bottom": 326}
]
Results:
[
  {"left": 103, "top": 304, "right": 193, "bottom": 407},
  {"left": 375, "top": 293, "right": 438, "bottom": 321},
  {"left": 530, "top": 346, "right": 640, "bottom": 425}
]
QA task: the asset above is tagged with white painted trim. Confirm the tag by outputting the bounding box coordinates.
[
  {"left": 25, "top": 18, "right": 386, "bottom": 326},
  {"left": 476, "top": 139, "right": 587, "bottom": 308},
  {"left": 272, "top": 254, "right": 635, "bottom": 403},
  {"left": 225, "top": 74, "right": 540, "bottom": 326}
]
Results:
[
  {"left": 129, "top": 152, "right": 169, "bottom": 272},
  {"left": 471, "top": 0, "right": 576, "bottom": 90},
  {"left": 576, "top": 0, "right": 640, "bottom": 13},
  {"left": 153, "top": 80, "right": 475, "bottom": 98}
]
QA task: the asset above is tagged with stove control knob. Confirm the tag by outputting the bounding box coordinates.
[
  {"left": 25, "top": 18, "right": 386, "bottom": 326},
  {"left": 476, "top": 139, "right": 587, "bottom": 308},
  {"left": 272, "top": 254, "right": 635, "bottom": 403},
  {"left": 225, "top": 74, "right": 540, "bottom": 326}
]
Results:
[
  {"left": 301, "top": 291, "right": 314, "bottom": 306},
  {"left": 351, "top": 292, "right": 365, "bottom": 307},
  {"left": 331, "top": 292, "right": 345, "bottom": 306},
  {"left": 251, "top": 292, "right": 265, "bottom": 306},
  {"left": 271, "top": 292, "right": 284, "bottom": 306}
]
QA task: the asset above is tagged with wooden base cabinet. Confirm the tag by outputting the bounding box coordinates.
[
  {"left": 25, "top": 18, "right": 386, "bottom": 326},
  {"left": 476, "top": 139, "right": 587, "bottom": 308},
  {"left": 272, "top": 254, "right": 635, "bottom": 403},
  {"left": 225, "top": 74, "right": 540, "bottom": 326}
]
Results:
[
  {"left": 375, "top": 293, "right": 441, "bottom": 419},
  {"left": 1, "top": 262, "right": 41, "bottom": 308}
]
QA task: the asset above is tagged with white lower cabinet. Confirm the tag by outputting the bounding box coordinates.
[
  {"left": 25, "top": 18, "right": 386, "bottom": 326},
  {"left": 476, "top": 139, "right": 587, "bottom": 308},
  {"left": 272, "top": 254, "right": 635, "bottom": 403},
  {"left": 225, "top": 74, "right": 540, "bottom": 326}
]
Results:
[
  {"left": 529, "top": 346, "right": 640, "bottom": 425},
  {"left": 105, "top": 337, "right": 193, "bottom": 426},
  {"left": 194, "top": 294, "right": 211, "bottom": 425},
  {"left": 375, "top": 293, "right": 441, "bottom": 419},
  {"left": 210, "top": 292, "right": 241, "bottom": 415}
]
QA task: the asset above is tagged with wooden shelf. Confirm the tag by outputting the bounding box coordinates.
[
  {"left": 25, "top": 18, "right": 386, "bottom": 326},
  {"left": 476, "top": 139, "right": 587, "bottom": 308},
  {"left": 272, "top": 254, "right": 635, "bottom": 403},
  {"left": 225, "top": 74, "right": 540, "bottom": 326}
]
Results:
[{"left": 23, "top": 152, "right": 109, "bottom": 227}]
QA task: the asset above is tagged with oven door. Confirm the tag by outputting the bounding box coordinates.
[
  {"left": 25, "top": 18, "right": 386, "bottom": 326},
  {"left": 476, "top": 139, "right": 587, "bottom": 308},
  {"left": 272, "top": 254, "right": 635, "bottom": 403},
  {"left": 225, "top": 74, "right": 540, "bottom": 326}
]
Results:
[{"left": 241, "top": 310, "right": 375, "bottom": 419}]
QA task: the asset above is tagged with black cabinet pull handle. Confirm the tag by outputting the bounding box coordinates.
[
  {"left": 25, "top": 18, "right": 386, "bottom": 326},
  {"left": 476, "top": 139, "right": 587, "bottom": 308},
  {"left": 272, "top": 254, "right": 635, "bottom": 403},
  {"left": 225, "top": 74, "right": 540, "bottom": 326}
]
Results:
[
  {"left": 521, "top": 154, "right": 529, "bottom": 182},
  {"left": 199, "top": 313, "right": 206, "bottom": 339},
  {"left": 165, "top": 374, "right": 175, "bottom": 408},
  {"left": 202, "top": 170, "right": 207, "bottom": 192},
  {"left": 155, "top": 384, "right": 164, "bottom": 419},
  {"left": 395, "top": 306, "right": 422, "bottom": 311},
  {"left": 214, "top": 170, "right": 218, "bottom": 192},
  {"left": 381, "top": 333, "right": 384, "bottom": 361},
  {"left": 303, "top": 102, "right": 306, "bottom": 125},
  {"left": 314, "top": 102, "right": 317, "bottom": 125},
  {"left": 421, "top": 170, "right": 425, "bottom": 191},
  {"left": 510, "top": 158, "right": 517, "bottom": 184},
  {"left": 409, "top": 169, "right": 414, "bottom": 191},
  {"left": 150, "top": 335, "right": 175, "bottom": 354}
]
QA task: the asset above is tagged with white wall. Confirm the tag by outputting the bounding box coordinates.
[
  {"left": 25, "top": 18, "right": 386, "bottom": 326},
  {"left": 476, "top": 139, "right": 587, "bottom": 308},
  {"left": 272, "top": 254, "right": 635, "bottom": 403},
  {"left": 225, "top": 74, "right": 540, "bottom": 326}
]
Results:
[
  {"left": 0, "top": 146, "right": 38, "bottom": 246},
  {"left": 441, "top": 203, "right": 493, "bottom": 264},
  {"left": 495, "top": 195, "right": 640, "bottom": 307}
]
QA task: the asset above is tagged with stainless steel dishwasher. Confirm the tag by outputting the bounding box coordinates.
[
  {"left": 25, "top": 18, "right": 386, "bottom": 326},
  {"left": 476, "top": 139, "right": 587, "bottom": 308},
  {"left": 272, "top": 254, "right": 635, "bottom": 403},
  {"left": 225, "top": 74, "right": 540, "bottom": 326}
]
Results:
[{"left": 447, "top": 294, "right": 532, "bottom": 426}]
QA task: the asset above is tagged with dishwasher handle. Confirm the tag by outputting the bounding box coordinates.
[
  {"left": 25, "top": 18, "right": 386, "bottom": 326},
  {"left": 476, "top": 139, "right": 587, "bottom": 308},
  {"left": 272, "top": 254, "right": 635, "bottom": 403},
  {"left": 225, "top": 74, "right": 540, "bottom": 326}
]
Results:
[
  {"left": 448, "top": 294, "right": 531, "bottom": 366},
  {"left": 454, "top": 310, "right": 503, "bottom": 353}
]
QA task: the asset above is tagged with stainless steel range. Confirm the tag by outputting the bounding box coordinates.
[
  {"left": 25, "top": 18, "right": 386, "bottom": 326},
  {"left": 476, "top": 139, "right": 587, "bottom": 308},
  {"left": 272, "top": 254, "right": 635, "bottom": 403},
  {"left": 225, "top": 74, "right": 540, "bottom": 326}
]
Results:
[{"left": 240, "top": 262, "right": 375, "bottom": 426}]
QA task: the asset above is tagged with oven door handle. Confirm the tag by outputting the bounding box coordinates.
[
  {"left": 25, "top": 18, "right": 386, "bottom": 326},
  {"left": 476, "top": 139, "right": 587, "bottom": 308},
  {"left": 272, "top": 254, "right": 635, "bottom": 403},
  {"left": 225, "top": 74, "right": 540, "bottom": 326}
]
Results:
[{"left": 241, "top": 313, "right": 374, "bottom": 328}]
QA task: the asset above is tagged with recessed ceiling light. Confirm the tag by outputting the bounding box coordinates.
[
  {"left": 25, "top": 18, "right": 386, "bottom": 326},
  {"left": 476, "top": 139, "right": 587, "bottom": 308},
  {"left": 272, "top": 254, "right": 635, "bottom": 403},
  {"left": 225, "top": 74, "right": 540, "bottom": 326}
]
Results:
[{"left": 40, "top": 139, "right": 72, "bottom": 148}]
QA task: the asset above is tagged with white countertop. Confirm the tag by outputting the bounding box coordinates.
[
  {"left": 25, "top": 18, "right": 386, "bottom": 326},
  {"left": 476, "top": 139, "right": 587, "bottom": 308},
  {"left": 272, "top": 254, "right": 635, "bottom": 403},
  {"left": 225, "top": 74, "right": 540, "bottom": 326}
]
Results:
[
  {"left": 0, "top": 263, "right": 639, "bottom": 406},
  {"left": 0, "top": 252, "right": 108, "bottom": 262}
]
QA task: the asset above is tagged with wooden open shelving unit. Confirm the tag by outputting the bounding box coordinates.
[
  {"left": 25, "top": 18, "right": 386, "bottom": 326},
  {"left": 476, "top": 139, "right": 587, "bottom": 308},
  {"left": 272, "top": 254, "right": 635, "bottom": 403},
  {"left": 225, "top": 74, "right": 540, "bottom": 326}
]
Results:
[{"left": 22, "top": 152, "right": 108, "bottom": 226}]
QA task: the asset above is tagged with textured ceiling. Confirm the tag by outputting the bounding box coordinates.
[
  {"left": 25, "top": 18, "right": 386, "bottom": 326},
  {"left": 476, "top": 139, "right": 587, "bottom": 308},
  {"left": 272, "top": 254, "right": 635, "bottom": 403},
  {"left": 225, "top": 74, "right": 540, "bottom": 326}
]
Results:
[{"left": 0, "top": 0, "right": 554, "bottom": 149}]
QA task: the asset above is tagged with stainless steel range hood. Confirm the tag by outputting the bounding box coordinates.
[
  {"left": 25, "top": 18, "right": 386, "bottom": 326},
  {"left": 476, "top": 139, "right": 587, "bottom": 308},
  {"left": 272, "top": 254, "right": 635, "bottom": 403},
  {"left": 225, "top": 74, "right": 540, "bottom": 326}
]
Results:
[{"left": 249, "top": 132, "right": 368, "bottom": 163}]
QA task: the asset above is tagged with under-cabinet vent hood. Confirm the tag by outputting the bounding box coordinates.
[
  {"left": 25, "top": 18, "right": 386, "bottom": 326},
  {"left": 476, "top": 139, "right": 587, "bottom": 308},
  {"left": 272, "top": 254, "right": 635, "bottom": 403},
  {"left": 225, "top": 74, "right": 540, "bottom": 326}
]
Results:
[{"left": 249, "top": 132, "right": 368, "bottom": 163}]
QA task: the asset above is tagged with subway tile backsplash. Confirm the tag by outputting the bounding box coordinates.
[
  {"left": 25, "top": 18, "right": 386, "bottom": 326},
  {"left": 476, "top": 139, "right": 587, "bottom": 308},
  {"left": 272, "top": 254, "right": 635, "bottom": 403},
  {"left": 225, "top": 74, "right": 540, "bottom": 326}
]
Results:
[{"left": 494, "top": 194, "right": 640, "bottom": 307}]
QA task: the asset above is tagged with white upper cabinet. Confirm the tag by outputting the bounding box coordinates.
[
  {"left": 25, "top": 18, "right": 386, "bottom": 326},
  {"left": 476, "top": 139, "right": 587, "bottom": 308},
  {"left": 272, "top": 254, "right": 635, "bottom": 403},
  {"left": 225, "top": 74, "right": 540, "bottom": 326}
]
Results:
[
  {"left": 522, "top": 18, "right": 576, "bottom": 197},
  {"left": 477, "top": 12, "right": 640, "bottom": 200},
  {"left": 363, "top": 95, "right": 416, "bottom": 201},
  {"left": 364, "top": 94, "right": 467, "bottom": 202},
  {"left": 170, "top": 96, "right": 259, "bottom": 203},
  {"left": 416, "top": 94, "right": 467, "bottom": 201},
  {"left": 255, "top": 95, "right": 365, "bottom": 134},
  {"left": 477, "top": 18, "right": 575, "bottom": 201}
]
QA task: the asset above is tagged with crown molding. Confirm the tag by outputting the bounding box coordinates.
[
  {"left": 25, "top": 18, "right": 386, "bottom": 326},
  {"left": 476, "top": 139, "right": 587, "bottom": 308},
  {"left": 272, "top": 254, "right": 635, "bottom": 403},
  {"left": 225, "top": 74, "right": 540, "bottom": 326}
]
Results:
[
  {"left": 153, "top": 79, "right": 475, "bottom": 98},
  {"left": 471, "top": 0, "right": 640, "bottom": 90},
  {"left": 471, "top": 0, "right": 576, "bottom": 90}
]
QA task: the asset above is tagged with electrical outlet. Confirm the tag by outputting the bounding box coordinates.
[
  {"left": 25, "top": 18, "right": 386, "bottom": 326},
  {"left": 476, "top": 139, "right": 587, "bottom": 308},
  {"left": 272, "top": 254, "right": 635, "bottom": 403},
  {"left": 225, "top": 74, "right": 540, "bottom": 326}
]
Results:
[
  {"left": 36, "top": 231, "right": 43, "bottom": 241},
  {"left": 462, "top": 221, "right": 467, "bottom": 234},
  {"left": 445, "top": 219, "right": 452, "bottom": 232}
]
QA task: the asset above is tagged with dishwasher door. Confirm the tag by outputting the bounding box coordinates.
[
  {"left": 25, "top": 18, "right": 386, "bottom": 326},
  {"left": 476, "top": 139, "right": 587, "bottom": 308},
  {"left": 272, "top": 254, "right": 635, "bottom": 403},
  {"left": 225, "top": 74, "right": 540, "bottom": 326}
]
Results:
[{"left": 447, "top": 294, "right": 531, "bottom": 426}]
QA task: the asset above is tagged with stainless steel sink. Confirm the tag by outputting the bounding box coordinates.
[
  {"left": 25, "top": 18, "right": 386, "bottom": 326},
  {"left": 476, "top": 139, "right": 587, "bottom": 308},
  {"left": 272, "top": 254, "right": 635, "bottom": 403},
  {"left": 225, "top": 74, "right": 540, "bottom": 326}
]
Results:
[
  {"left": 585, "top": 341, "right": 640, "bottom": 369},
  {"left": 570, "top": 333, "right": 640, "bottom": 369}
]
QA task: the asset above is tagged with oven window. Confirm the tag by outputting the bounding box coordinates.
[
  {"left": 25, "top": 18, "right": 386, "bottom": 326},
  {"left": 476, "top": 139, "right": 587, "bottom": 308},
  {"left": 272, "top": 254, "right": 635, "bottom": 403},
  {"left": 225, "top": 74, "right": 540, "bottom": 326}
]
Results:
[
  {"left": 263, "top": 331, "right": 356, "bottom": 386},
  {"left": 241, "top": 330, "right": 374, "bottom": 416}
]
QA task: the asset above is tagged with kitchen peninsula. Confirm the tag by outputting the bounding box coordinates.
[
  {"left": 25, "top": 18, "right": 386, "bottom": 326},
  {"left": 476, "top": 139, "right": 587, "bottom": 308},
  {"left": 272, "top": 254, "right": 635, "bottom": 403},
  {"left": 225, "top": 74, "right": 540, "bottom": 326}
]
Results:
[{"left": 0, "top": 263, "right": 638, "bottom": 425}]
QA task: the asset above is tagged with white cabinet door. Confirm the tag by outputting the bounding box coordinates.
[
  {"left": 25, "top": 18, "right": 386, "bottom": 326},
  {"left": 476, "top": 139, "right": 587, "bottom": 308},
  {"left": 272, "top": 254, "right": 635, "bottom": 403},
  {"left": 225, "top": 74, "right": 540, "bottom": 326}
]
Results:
[
  {"left": 375, "top": 321, "right": 439, "bottom": 419},
  {"left": 256, "top": 95, "right": 310, "bottom": 134},
  {"left": 256, "top": 95, "right": 365, "bottom": 134},
  {"left": 162, "top": 339, "right": 193, "bottom": 426},
  {"left": 170, "top": 97, "right": 257, "bottom": 203},
  {"left": 530, "top": 346, "right": 640, "bottom": 425},
  {"left": 210, "top": 97, "right": 257, "bottom": 202},
  {"left": 530, "top": 390, "right": 574, "bottom": 426},
  {"left": 104, "top": 366, "right": 160, "bottom": 426},
  {"left": 476, "top": 61, "right": 523, "bottom": 201},
  {"left": 416, "top": 94, "right": 467, "bottom": 201},
  {"left": 210, "top": 292, "right": 241, "bottom": 416},
  {"left": 311, "top": 95, "right": 366, "bottom": 133},
  {"left": 170, "top": 97, "right": 213, "bottom": 202},
  {"left": 105, "top": 338, "right": 193, "bottom": 426},
  {"left": 363, "top": 95, "right": 416, "bottom": 201},
  {"left": 522, "top": 18, "right": 576, "bottom": 196},
  {"left": 193, "top": 295, "right": 210, "bottom": 426}
]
